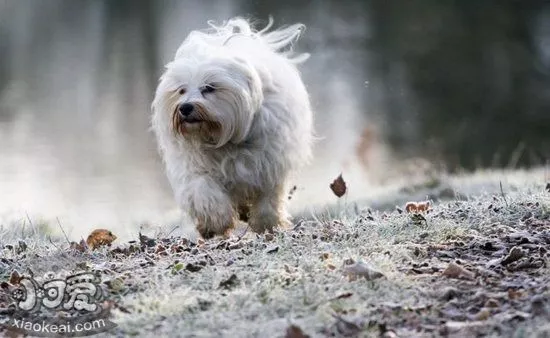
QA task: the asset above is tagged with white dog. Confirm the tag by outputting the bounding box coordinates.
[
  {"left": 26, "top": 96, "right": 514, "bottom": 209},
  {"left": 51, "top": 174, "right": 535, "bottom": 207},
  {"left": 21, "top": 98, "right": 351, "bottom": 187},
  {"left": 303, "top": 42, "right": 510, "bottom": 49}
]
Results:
[{"left": 152, "top": 18, "right": 313, "bottom": 239}]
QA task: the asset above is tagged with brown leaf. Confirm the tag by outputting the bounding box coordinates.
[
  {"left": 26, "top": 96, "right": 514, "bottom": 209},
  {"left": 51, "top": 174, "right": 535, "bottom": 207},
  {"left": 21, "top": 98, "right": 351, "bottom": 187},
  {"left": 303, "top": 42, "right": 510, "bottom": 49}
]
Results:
[
  {"left": 86, "top": 229, "right": 117, "bottom": 250},
  {"left": 507, "top": 288, "right": 525, "bottom": 300},
  {"left": 9, "top": 270, "right": 21, "bottom": 285},
  {"left": 442, "top": 261, "right": 475, "bottom": 280},
  {"left": 285, "top": 325, "right": 310, "bottom": 338},
  {"left": 405, "top": 201, "right": 431, "bottom": 213},
  {"left": 330, "top": 174, "right": 347, "bottom": 198}
]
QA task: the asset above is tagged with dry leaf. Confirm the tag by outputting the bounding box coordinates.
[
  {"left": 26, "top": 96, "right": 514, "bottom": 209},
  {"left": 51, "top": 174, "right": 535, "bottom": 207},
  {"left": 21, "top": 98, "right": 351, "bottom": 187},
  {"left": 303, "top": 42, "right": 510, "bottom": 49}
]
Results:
[
  {"left": 86, "top": 229, "right": 117, "bottom": 250},
  {"left": 405, "top": 201, "right": 431, "bottom": 213},
  {"left": 330, "top": 292, "right": 353, "bottom": 301},
  {"left": 218, "top": 274, "right": 239, "bottom": 290},
  {"left": 330, "top": 174, "right": 347, "bottom": 197},
  {"left": 285, "top": 325, "right": 310, "bottom": 338},
  {"left": 9, "top": 270, "right": 21, "bottom": 285},
  {"left": 484, "top": 299, "right": 500, "bottom": 308},
  {"left": 345, "top": 261, "right": 385, "bottom": 281},
  {"left": 442, "top": 261, "right": 475, "bottom": 280},
  {"left": 501, "top": 246, "right": 525, "bottom": 265},
  {"left": 507, "top": 288, "right": 525, "bottom": 300},
  {"left": 139, "top": 232, "right": 156, "bottom": 247}
]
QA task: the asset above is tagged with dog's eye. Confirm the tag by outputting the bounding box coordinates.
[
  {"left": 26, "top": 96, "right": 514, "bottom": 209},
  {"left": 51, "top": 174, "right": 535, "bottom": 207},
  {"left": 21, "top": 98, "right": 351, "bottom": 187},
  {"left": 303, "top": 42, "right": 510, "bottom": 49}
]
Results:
[
  {"left": 201, "top": 85, "right": 216, "bottom": 95},
  {"left": 178, "top": 88, "right": 186, "bottom": 95}
]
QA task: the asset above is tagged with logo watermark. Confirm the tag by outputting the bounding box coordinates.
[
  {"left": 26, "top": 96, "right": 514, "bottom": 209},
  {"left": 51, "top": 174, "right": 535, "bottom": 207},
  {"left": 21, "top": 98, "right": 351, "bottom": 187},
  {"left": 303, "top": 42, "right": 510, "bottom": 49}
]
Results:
[{"left": 2, "top": 271, "right": 117, "bottom": 337}]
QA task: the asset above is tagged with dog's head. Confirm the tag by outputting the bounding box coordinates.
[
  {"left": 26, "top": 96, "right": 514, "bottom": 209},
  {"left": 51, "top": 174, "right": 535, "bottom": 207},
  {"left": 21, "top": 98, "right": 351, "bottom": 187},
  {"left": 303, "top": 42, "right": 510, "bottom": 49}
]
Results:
[{"left": 153, "top": 51, "right": 263, "bottom": 148}]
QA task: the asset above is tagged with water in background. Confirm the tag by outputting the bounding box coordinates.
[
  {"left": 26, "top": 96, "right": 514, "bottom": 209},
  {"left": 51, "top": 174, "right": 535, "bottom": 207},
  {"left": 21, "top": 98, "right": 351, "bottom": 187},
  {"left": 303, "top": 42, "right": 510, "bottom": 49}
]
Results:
[{"left": 1, "top": 0, "right": 549, "bottom": 238}]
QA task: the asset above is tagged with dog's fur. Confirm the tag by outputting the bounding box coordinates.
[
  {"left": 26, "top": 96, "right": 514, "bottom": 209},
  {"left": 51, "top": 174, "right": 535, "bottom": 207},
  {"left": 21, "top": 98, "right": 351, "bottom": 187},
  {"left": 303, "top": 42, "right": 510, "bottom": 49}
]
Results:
[{"left": 152, "top": 18, "right": 313, "bottom": 239}]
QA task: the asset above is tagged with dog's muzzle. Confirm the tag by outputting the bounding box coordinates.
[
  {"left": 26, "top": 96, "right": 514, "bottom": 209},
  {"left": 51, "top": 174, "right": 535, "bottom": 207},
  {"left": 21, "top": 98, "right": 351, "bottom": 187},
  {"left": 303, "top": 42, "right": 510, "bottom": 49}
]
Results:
[{"left": 178, "top": 103, "right": 202, "bottom": 123}]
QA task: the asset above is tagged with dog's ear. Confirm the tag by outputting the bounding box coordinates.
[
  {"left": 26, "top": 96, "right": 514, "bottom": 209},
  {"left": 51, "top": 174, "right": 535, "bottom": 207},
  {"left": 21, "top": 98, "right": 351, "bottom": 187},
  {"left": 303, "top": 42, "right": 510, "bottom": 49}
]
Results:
[{"left": 230, "top": 57, "right": 264, "bottom": 112}]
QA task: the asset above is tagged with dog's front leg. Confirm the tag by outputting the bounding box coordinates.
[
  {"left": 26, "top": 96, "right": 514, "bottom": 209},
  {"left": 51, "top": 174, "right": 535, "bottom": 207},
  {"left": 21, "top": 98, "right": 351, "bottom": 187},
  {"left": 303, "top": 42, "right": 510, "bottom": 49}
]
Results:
[
  {"left": 181, "top": 175, "right": 236, "bottom": 239},
  {"left": 248, "top": 183, "right": 290, "bottom": 233}
]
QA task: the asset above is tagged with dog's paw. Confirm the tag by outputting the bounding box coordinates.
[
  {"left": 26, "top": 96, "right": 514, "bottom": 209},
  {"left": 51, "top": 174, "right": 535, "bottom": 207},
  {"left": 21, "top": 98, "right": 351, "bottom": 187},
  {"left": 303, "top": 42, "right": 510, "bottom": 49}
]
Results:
[
  {"left": 248, "top": 213, "right": 288, "bottom": 234},
  {"left": 196, "top": 223, "right": 219, "bottom": 240}
]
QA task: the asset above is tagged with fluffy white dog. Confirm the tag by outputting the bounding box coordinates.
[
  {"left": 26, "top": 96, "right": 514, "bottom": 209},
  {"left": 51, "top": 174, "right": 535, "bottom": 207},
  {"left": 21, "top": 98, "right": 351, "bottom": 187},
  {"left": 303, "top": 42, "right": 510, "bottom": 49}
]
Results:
[{"left": 152, "top": 18, "right": 313, "bottom": 239}]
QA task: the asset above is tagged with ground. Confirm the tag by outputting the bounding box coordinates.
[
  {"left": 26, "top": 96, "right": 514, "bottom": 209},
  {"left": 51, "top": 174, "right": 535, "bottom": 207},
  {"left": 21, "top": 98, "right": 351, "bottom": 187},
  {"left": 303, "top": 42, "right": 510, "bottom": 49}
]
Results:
[{"left": 1, "top": 168, "right": 549, "bottom": 337}]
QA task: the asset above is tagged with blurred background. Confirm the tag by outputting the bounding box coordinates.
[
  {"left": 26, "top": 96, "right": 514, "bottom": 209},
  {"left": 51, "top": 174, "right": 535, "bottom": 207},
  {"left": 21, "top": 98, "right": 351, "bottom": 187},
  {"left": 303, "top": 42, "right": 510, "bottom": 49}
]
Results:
[{"left": 1, "top": 0, "right": 549, "bottom": 237}]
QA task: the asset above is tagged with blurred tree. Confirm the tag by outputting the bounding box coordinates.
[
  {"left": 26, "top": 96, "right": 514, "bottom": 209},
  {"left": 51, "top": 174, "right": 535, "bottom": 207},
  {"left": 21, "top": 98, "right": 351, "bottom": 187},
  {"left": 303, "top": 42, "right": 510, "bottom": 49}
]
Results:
[{"left": 369, "top": 0, "right": 550, "bottom": 170}]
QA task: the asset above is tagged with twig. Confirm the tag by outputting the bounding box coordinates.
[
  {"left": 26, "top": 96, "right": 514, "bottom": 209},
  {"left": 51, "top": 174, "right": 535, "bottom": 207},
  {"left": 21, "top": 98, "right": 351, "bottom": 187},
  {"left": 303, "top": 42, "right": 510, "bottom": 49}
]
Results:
[
  {"left": 48, "top": 236, "right": 61, "bottom": 251},
  {"left": 24, "top": 211, "right": 33, "bottom": 236},
  {"left": 293, "top": 219, "right": 305, "bottom": 230},
  {"left": 236, "top": 226, "right": 249, "bottom": 241},
  {"left": 25, "top": 212, "right": 34, "bottom": 227},
  {"left": 500, "top": 181, "right": 509, "bottom": 207},
  {"left": 55, "top": 217, "right": 71, "bottom": 244},
  {"left": 167, "top": 225, "right": 179, "bottom": 237}
]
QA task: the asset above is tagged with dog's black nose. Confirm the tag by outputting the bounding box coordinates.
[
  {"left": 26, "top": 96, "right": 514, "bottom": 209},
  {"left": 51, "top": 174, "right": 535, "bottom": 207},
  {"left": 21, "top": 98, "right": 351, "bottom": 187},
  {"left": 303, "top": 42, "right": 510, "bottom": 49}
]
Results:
[{"left": 178, "top": 103, "right": 194, "bottom": 116}]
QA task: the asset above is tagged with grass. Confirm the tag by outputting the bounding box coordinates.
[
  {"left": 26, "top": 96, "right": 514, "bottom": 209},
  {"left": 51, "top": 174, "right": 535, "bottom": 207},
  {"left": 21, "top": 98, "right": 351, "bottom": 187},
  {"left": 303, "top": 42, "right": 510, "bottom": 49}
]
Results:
[{"left": 1, "top": 167, "right": 549, "bottom": 337}]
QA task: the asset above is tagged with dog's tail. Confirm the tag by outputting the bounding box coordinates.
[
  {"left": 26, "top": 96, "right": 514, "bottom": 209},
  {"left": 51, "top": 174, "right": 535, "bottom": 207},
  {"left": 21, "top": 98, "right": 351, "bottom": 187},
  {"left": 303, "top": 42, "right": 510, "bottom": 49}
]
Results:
[{"left": 207, "top": 17, "right": 310, "bottom": 64}]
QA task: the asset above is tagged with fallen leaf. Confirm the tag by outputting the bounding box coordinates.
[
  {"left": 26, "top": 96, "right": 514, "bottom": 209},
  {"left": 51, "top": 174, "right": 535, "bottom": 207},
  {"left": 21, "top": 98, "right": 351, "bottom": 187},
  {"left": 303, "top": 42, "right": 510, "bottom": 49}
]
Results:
[
  {"left": 501, "top": 246, "right": 525, "bottom": 265},
  {"left": 86, "top": 229, "right": 117, "bottom": 250},
  {"left": 345, "top": 261, "right": 385, "bottom": 281},
  {"left": 545, "top": 182, "right": 550, "bottom": 193},
  {"left": 17, "top": 240, "right": 27, "bottom": 254},
  {"left": 507, "top": 288, "right": 525, "bottom": 300},
  {"left": 442, "top": 261, "right": 475, "bottom": 280},
  {"left": 411, "top": 213, "right": 427, "bottom": 224},
  {"left": 266, "top": 245, "right": 279, "bottom": 254},
  {"left": 171, "top": 262, "right": 185, "bottom": 274},
  {"left": 484, "top": 298, "right": 500, "bottom": 308},
  {"left": 285, "top": 325, "right": 310, "bottom": 338},
  {"left": 9, "top": 270, "right": 21, "bottom": 285},
  {"left": 185, "top": 263, "right": 203, "bottom": 272},
  {"left": 330, "top": 292, "right": 353, "bottom": 301},
  {"left": 218, "top": 274, "right": 239, "bottom": 290},
  {"left": 139, "top": 232, "right": 156, "bottom": 247},
  {"left": 405, "top": 201, "right": 431, "bottom": 213},
  {"left": 330, "top": 174, "right": 347, "bottom": 198}
]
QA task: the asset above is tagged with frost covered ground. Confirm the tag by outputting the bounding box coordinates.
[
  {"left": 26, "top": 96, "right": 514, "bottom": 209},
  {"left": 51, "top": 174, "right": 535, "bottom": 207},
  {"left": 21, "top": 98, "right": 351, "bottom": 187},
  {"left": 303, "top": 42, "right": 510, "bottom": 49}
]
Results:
[{"left": 1, "top": 168, "right": 549, "bottom": 337}]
